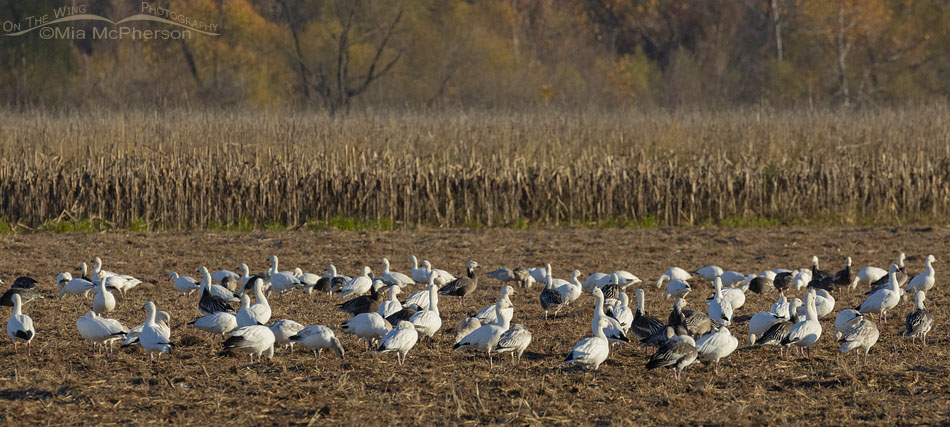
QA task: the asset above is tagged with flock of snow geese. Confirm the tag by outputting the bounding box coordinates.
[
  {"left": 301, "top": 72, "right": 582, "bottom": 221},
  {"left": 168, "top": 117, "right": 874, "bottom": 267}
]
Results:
[{"left": 0, "top": 252, "right": 938, "bottom": 380}]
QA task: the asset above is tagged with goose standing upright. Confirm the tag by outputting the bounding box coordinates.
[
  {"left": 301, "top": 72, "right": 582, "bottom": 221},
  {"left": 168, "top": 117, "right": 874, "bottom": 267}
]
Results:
[
  {"left": 198, "top": 268, "right": 236, "bottom": 316},
  {"left": 410, "top": 279, "right": 442, "bottom": 340},
  {"left": 592, "top": 287, "right": 628, "bottom": 343},
  {"left": 539, "top": 276, "right": 565, "bottom": 321},
  {"left": 6, "top": 294, "right": 35, "bottom": 357},
  {"left": 608, "top": 292, "right": 634, "bottom": 333},
  {"left": 553, "top": 270, "right": 583, "bottom": 309},
  {"left": 266, "top": 256, "right": 303, "bottom": 295},
  {"left": 782, "top": 290, "right": 822, "bottom": 357},
  {"left": 453, "top": 286, "right": 514, "bottom": 368},
  {"left": 631, "top": 289, "right": 664, "bottom": 343},
  {"left": 708, "top": 277, "right": 733, "bottom": 327},
  {"left": 168, "top": 272, "right": 199, "bottom": 295},
  {"left": 564, "top": 317, "right": 610, "bottom": 370},
  {"left": 904, "top": 290, "right": 934, "bottom": 346},
  {"left": 409, "top": 256, "right": 429, "bottom": 284},
  {"left": 906, "top": 255, "right": 936, "bottom": 293},
  {"left": 249, "top": 278, "right": 272, "bottom": 325},
  {"left": 377, "top": 320, "right": 419, "bottom": 365},
  {"left": 695, "top": 326, "right": 738, "bottom": 375},
  {"left": 138, "top": 301, "right": 173, "bottom": 362},
  {"left": 439, "top": 261, "right": 479, "bottom": 306},
  {"left": 859, "top": 269, "right": 901, "bottom": 323},
  {"left": 93, "top": 272, "right": 116, "bottom": 315},
  {"left": 378, "top": 285, "right": 403, "bottom": 318},
  {"left": 380, "top": 258, "right": 414, "bottom": 287},
  {"left": 339, "top": 267, "right": 373, "bottom": 300}
]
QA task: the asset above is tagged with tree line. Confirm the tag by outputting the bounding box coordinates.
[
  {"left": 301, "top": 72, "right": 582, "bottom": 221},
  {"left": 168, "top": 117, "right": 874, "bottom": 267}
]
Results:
[{"left": 1, "top": 0, "right": 948, "bottom": 111}]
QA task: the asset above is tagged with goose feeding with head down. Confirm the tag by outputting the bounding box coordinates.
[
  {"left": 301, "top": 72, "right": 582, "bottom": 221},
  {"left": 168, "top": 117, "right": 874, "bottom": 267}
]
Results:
[
  {"left": 694, "top": 266, "right": 724, "bottom": 282},
  {"left": 377, "top": 320, "right": 419, "bottom": 365},
  {"left": 56, "top": 272, "right": 94, "bottom": 298},
  {"left": 289, "top": 325, "right": 345, "bottom": 361},
  {"left": 188, "top": 312, "right": 238, "bottom": 339},
  {"left": 656, "top": 267, "right": 692, "bottom": 289},
  {"left": 342, "top": 312, "right": 392, "bottom": 351},
  {"left": 837, "top": 316, "right": 879, "bottom": 365},
  {"left": 223, "top": 325, "right": 276, "bottom": 362},
  {"left": 495, "top": 324, "right": 532, "bottom": 364},
  {"left": 269, "top": 319, "right": 306, "bottom": 351},
  {"left": 646, "top": 331, "right": 698, "bottom": 381},
  {"left": 76, "top": 310, "right": 128, "bottom": 353}
]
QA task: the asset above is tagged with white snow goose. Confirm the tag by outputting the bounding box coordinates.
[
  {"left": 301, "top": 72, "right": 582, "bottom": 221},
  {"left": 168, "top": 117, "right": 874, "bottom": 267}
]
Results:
[
  {"left": 377, "top": 320, "right": 419, "bottom": 365},
  {"left": 289, "top": 325, "right": 345, "bottom": 361},
  {"left": 6, "top": 294, "right": 35, "bottom": 357},
  {"left": 223, "top": 325, "right": 276, "bottom": 362},
  {"left": 696, "top": 326, "right": 738, "bottom": 375},
  {"left": 564, "top": 317, "right": 610, "bottom": 371}
]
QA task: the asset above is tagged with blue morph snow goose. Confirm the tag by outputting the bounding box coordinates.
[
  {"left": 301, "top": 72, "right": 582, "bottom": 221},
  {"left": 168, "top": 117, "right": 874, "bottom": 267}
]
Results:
[{"left": 439, "top": 261, "right": 479, "bottom": 306}]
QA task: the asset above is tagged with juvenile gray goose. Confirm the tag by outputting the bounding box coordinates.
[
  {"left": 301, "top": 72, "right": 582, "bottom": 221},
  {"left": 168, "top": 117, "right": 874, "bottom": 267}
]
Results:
[
  {"left": 646, "top": 332, "right": 698, "bottom": 381},
  {"left": 904, "top": 290, "right": 934, "bottom": 346}
]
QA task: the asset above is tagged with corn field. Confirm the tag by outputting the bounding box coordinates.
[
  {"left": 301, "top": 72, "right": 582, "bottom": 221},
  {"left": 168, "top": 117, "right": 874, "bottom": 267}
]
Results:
[{"left": 1, "top": 107, "right": 949, "bottom": 230}]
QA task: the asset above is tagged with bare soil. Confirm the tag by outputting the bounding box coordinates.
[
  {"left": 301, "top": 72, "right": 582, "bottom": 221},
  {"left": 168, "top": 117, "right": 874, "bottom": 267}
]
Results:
[{"left": 0, "top": 227, "right": 948, "bottom": 425}]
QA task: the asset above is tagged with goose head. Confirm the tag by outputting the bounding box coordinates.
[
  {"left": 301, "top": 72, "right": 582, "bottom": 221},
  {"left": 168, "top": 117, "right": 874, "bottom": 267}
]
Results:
[
  {"left": 381, "top": 258, "right": 391, "bottom": 270},
  {"left": 845, "top": 256, "right": 852, "bottom": 267},
  {"left": 926, "top": 254, "right": 936, "bottom": 265},
  {"left": 674, "top": 297, "right": 687, "bottom": 310},
  {"left": 592, "top": 286, "right": 604, "bottom": 299}
]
